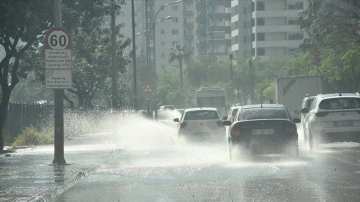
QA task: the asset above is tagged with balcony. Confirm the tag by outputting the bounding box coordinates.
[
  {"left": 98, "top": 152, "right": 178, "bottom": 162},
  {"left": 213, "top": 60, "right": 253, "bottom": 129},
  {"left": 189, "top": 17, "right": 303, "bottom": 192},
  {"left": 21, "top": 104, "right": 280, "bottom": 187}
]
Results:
[
  {"left": 252, "top": 25, "right": 300, "bottom": 33},
  {"left": 252, "top": 40, "right": 301, "bottom": 48},
  {"left": 252, "top": 10, "right": 299, "bottom": 18}
]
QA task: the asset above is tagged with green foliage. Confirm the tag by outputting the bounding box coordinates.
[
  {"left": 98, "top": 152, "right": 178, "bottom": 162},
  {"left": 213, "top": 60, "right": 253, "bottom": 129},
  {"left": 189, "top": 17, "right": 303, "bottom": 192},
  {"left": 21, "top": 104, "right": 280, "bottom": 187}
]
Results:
[{"left": 12, "top": 127, "right": 53, "bottom": 147}]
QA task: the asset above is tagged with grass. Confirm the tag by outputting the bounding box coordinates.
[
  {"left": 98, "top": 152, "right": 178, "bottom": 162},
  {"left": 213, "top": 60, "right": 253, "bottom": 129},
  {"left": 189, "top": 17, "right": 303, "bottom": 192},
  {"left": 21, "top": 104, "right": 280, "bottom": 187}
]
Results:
[{"left": 11, "top": 126, "right": 53, "bottom": 148}]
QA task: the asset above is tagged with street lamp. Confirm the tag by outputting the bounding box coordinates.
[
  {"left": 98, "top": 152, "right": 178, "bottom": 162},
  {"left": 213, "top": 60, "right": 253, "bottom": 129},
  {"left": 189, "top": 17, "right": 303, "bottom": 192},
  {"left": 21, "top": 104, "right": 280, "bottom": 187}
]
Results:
[
  {"left": 147, "top": 0, "right": 182, "bottom": 118},
  {"left": 151, "top": 0, "right": 182, "bottom": 75}
]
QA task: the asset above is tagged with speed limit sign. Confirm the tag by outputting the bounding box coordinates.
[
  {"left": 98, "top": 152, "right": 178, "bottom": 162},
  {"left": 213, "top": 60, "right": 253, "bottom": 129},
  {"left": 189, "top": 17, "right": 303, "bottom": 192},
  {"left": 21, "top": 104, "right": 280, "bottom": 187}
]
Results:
[{"left": 45, "top": 27, "right": 72, "bottom": 49}]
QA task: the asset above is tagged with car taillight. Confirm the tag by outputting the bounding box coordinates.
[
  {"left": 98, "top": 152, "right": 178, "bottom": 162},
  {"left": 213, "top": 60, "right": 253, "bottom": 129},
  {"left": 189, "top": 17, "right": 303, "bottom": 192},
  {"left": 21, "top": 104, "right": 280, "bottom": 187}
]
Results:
[
  {"left": 316, "top": 112, "right": 328, "bottom": 117},
  {"left": 180, "top": 122, "right": 187, "bottom": 128},
  {"left": 286, "top": 124, "right": 296, "bottom": 135},
  {"left": 231, "top": 128, "right": 241, "bottom": 138},
  {"left": 217, "top": 120, "right": 223, "bottom": 127}
]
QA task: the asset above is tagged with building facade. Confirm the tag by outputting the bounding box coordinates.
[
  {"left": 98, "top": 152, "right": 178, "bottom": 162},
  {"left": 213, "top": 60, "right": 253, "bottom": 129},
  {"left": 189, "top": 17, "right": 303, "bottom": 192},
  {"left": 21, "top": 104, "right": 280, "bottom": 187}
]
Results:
[
  {"left": 196, "top": 0, "right": 232, "bottom": 60},
  {"left": 231, "top": 0, "right": 306, "bottom": 60}
]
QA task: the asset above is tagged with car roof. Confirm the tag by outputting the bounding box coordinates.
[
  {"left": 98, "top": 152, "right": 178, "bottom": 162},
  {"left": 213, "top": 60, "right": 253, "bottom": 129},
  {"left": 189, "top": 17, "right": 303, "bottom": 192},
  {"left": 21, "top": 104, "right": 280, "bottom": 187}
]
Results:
[
  {"left": 241, "top": 104, "right": 285, "bottom": 109},
  {"left": 184, "top": 107, "right": 218, "bottom": 112},
  {"left": 316, "top": 93, "right": 360, "bottom": 98}
]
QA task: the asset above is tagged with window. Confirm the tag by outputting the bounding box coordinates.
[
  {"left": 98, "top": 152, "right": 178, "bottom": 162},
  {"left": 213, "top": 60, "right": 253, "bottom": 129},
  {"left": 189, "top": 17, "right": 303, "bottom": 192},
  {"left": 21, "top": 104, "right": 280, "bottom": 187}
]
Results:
[
  {"left": 184, "top": 110, "right": 220, "bottom": 120},
  {"left": 172, "top": 29, "right": 179, "bottom": 35},
  {"left": 257, "top": 48, "right": 265, "bottom": 56},
  {"left": 288, "top": 2, "right": 303, "bottom": 10},
  {"left": 288, "top": 19, "right": 298, "bottom": 25},
  {"left": 256, "top": 1, "right": 265, "bottom": 11},
  {"left": 256, "top": 18, "right": 265, "bottom": 26},
  {"left": 172, "top": 17, "right": 179, "bottom": 23},
  {"left": 289, "top": 33, "right": 303, "bottom": 40},
  {"left": 238, "top": 108, "right": 288, "bottom": 120},
  {"left": 257, "top": 33, "right": 265, "bottom": 41}
]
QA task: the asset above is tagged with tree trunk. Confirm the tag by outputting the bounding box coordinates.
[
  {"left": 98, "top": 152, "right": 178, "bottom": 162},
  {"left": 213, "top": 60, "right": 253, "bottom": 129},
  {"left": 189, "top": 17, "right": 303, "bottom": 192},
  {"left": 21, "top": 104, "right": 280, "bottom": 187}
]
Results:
[{"left": 0, "top": 86, "right": 11, "bottom": 152}]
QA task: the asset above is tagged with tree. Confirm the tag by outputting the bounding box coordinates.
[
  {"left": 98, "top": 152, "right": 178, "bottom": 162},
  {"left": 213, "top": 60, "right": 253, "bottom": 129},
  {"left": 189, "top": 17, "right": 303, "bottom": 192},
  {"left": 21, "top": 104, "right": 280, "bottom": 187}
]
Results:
[
  {"left": 0, "top": 0, "right": 53, "bottom": 152},
  {"left": 69, "top": 21, "right": 131, "bottom": 109},
  {"left": 0, "top": 0, "right": 116, "bottom": 152},
  {"left": 169, "top": 43, "right": 186, "bottom": 88}
]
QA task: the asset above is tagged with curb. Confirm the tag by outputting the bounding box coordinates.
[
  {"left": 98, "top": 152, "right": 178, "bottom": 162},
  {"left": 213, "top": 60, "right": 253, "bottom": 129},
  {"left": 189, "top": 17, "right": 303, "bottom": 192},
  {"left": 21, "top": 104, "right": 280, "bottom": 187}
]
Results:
[{"left": 33, "top": 167, "right": 97, "bottom": 202}]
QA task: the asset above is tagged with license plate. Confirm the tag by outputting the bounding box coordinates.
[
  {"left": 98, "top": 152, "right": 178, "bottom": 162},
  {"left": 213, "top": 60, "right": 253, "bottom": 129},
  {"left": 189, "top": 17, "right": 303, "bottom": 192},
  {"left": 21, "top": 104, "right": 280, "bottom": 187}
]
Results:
[
  {"left": 252, "top": 129, "right": 274, "bottom": 135},
  {"left": 334, "top": 121, "right": 353, "bottom": 127}
]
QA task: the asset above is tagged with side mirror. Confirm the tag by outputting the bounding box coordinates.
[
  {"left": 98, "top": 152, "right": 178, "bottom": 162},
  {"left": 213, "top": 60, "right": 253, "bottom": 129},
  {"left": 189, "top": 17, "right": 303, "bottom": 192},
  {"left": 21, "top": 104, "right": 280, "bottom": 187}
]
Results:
[
  {"left": 300, "top": 108, "right": 309, "bottom": 114},
  {"left": 173, "top": 118, "right": 180, "bottom": 122},
  {"left": 223, "top": 116, "right": 228, "bottom": 120},
  {"left": 223, "top": 120, "right": 232, "bottom": 126},
  {"left": 293, "top": 118, "right": 301, "bottom": 123}
]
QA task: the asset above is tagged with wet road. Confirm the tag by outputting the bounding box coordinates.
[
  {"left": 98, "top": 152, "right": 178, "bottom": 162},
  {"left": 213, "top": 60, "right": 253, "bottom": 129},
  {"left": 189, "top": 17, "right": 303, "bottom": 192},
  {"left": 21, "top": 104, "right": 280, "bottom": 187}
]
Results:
[{"left": 54, "top": 117, "right": 360, "bottom": 202}]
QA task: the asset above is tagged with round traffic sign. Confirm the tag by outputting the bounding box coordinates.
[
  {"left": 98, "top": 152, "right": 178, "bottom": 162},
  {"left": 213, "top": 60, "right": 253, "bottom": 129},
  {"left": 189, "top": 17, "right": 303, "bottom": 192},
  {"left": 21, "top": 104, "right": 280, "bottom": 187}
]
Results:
[{"left": 45, "top": 27, "right": 72, "bottom": 49}]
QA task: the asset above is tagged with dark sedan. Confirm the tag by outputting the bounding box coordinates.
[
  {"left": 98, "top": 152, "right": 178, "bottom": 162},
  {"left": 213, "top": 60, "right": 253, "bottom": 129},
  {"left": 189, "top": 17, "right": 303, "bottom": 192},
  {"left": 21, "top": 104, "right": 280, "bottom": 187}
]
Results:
[{"left": 223, "top": 104, "right": 300, "bottom": 161}]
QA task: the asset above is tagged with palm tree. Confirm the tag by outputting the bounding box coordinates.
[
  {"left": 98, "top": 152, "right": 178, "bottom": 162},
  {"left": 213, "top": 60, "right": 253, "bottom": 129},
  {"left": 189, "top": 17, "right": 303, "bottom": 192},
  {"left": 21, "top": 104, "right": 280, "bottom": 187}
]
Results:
[{"left": 169, "top": 43, "right": 185, "bottom": 88}]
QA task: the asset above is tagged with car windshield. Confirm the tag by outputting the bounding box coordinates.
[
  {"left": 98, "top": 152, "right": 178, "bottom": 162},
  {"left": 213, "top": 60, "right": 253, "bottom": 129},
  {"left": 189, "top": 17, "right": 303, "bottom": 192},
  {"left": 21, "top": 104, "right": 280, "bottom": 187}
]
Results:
[
  {"left": 238, "top": 108, "right": 288, "bottom": 120},
  {"left": 319, "top": 98, "right": 360, "bottom": 110},
  {"left": 184, "top": 110, "right": 219, "bottom": 120}
]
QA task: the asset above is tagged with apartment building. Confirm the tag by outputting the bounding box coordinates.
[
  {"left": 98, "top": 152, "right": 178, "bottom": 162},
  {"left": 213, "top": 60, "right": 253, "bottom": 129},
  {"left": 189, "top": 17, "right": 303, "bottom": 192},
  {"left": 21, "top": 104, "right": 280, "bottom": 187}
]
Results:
[
  {"left": 231, "top": 0, "right": 306, "bottom": 60},
  {"left": 196, "top": 0, "right": 232, "bottom": 60}
]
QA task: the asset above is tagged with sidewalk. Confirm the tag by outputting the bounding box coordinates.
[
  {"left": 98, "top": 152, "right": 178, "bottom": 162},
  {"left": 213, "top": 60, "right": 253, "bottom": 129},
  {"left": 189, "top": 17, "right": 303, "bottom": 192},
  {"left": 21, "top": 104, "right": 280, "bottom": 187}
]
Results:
[{"left": 0, "top": 147, "right": 96, "bottom": 202}]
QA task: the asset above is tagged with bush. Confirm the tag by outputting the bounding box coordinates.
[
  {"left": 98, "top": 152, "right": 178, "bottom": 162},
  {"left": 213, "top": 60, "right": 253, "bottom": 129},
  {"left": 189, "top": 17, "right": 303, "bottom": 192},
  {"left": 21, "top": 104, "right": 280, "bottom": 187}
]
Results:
[{"left": 12, "top": 126, "right": 53, "bottom": 147}]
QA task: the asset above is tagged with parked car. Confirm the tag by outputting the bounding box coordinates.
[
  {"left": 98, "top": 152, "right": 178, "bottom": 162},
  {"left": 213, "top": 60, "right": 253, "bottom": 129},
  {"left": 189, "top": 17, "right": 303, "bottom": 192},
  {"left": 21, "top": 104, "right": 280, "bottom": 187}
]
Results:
[
  {"left": 173, "top": 107, "right": 224, "bottom": 141},
  {"left": 224, "top": 104, "right": 300, "bottom": 161},
  {"left": 300, "top": 93, "right": 360, "bottom": 149}
]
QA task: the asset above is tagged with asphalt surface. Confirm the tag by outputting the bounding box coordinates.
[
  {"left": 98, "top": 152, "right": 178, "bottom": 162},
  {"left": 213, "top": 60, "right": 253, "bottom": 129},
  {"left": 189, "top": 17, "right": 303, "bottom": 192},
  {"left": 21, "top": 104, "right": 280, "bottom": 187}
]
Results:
[{"left": 0, "top": 146, "right": 96, "bottom": 202}]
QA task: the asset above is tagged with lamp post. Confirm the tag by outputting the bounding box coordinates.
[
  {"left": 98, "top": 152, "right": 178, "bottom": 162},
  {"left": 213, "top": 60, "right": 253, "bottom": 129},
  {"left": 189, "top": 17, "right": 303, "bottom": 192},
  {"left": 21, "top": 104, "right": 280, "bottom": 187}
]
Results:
[
  {"left": 148, "top": 0, "right": 182, "bottom": 118},
  {"left": 131, "top": 0, "right": 138, "bottom": 111},
  {"left": 145, "top": 0, "right": 181, "bottom": 115},
  {"left": 151, "top": 0, "right": 182, "bottom": 75}
]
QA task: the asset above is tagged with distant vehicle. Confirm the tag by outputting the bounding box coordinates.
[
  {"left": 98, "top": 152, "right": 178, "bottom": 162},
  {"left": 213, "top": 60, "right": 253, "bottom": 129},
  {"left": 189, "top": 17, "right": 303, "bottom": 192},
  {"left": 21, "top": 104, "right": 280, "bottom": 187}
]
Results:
[
  {"left": 173, "top": 107, "right": 224, "bottom": 141},
  {"left": 195, "top": 87, "right": 228, "bottom": 117},
  {"left": 300, "top": 93, "right": 360, "bottom": 149},
  {"left": 224, "top": 104, "right": 300, "bottom": 161},
  {"left": 156, "top": 106, "right": 181, "bottom": 127},
  {"left": 225, "top": 106, "right": 242, "bottom": 140},
  {"left": 158, "top": 105, "right": 175, "bottom": 111},
  {"left": 275, "top": 76, "right": 322, "bottom": 119}
]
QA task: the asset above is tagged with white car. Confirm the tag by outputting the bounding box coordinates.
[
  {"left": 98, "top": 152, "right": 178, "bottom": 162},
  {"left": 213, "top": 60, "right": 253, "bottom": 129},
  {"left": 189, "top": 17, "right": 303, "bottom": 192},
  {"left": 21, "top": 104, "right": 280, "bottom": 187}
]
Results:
[
  {"left": 301, "top": 93, "right": 360, "bottom": 149},
  {"left": 173, "top": 107, "right": 225, "bottom": 141}
]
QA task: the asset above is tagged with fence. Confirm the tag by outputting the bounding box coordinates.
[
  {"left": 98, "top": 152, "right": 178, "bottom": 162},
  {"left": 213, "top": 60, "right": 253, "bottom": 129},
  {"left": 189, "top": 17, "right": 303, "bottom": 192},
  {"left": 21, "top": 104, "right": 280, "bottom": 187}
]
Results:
[{"left": 4, "top": 103, "right": 54, "bottom": 144}]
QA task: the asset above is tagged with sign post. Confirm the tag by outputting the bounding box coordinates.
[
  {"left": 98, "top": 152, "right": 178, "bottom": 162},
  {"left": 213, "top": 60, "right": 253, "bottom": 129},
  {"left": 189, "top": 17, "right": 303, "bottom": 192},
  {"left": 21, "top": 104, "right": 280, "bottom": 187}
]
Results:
[{"left": 46, "top": 1, "right": 72, "bottom": 165}]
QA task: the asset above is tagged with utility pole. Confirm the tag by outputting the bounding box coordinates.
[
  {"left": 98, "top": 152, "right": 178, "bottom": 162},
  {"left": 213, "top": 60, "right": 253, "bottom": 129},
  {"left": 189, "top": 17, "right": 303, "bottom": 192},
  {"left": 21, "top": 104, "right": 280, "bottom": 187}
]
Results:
[
  {"left": 131, "top": 0, "right": 138, "bottom": 111},
  {"left": 111, "top": 0, "right": 118, "bottom": 110},
  {"left": 53, "top": 0, "right": 66, "bottom": 165}
]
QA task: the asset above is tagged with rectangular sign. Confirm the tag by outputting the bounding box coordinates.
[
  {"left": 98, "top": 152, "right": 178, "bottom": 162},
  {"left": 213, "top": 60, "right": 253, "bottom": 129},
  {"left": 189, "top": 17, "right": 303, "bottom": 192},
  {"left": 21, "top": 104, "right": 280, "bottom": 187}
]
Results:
[
  {"left": 45, "top": 49, "right": 72, "bottom": 69},
  {"left": 45, "top": 69, "right": 72, "bottom": 89}
]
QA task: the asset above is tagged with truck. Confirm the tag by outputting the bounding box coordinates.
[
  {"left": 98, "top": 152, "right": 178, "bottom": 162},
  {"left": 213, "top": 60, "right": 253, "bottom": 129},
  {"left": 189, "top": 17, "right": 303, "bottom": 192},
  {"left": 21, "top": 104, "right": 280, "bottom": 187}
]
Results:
[
  {"left": 195, "top": 87, "right": 228, "bottom": 117},
  {"left": 275, "top": 76, "right": 323, "bottom": 119}
]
